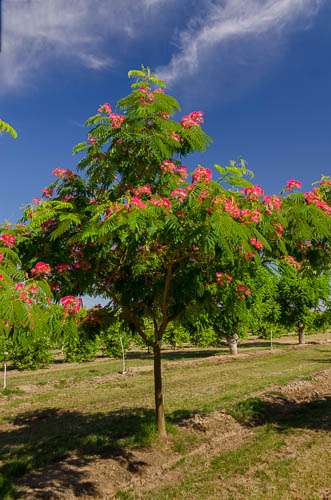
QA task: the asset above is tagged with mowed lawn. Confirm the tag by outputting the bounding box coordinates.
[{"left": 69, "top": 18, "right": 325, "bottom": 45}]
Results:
[{"left": 0, "top": 335, "right": 330, "bottom": 499}]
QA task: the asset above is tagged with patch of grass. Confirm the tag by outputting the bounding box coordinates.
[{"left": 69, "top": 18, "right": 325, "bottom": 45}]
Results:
[
  {"left": 115, "top": 489, "right": 136, "bottom": 500},
  {"left": 171, "top": 456, "right": 187, "bottom": 469},
  {"left": 228, "top": 397, "right": 266, "bottom": 425},
  {"left": 53, "top": 378, "right": 68, "bottom": 389},
  {"left": 0, "top": 388, "right": 25, "bottom": 397}
]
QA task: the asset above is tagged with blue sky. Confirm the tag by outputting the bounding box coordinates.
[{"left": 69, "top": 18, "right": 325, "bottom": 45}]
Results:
[{"left": 1, "top": 0, "right": 331, "bottom": 228}]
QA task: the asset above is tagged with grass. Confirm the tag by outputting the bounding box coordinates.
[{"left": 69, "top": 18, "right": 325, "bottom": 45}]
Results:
[
  {"left": 0, "top": 335, "right": 330, "bottom": 499},
  {"left": 140, "top": 423, "right": 331, "bottom": 499}
]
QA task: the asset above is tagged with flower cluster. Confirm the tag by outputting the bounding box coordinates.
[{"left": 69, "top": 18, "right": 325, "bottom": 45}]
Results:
[
  {"left": 15, "top": 282, "right": 41, "bottom": 305},
  {"left": 224, "top": 198, "right": 241, "bottom": 218},
  {"left": 284, "top": 179, "right": 302, "bottom": 192},
  {"left": 240, "top": 209, "right": 261, "bottom": 224},
  {"left": 138, "top": 86, "right": 155, "bottom": 106},
  {"left": 31, "top": 262, "right": 51, "bottom": 277},
  {"left": 192, "top": 166, "right": 212, "bottom": 184},
  {"left": 181, "top": 111, "right": 204, "bottom": 129},
  {"left": 176, "top": 166, "right": 188, "bottom": 179},
  {"left": 160, "top": 160, "right": 176, "bottom": 174},
  {"left": 274, "top": 222, "right": 284, "bottom": 238},
  {"left": 263, "top": 195, "right": 281, "bottom": 214},
  {"left": 131, "top": 196, "right": 147, "bottom": 209},
  {"left": 133, "top": 185, "right": 152, "bottom": 196},
  {"left": 42, "top": 187, "right": 55, "bottom": 199},
  {"left": 59, "top": 296, "right": 82, "bottom": 314},
  {"left": 237, "top": 284, "right": 252, "bottom": 300},
  {"left": 97, "top": 102, "right": 125, "bottom": 128},
  {"left": 241, "top": 185, "right": 264, "bottom": 200},
  {"left": 170, "top": 188, "right": 188, "bottom": 201},
  {"left": 149, "top": 197, "right": 171, "bottom": 210},
  {"left": 216, "top": 272, "right": 232, "bottom": 286},
  {"left": 250, "top": 238, "right": 264, "bottom": 250},
  {"left": 304, "top": 187, "right": 331, "bottom": 215},
  {"left": 0, "top": 233, "right": 16, "bottom": 248},
  {"left": 55, "top": 263, "right": 70, "bottom": 273},
  {"left": 282, "top": 255, "right": 301, "bottom": 269}
]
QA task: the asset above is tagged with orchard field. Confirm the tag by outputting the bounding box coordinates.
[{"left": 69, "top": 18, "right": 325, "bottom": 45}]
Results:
[{"left": 1, "top": 332, "right": 331, "bottom": 499}]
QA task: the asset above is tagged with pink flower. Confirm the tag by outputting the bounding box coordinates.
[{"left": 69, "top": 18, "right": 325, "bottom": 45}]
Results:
[
  {"left": 160, "top": 112, "right": 170, "bottom": 120},
  {"left": 160, "top": 160, "right": 176, "bottom": 174},
  {"left": 192, "top": 166, "right": 212, "bottom": 184},
  {"left": 282, "top": 255, "right": 301, "bottom": 269},
  {"left": 133, "top": 185, "right": 152, "bottom": 196},
  {"left": 31, "top": 262, "right": 51, "bottom": 277},
  {"left": 263, "top": 195, "right": 281, "bottom": 214},
  {"left": 285, "top": 179, "right": 302, "bottom": 192},
  {"left": 53, "top": 168, "right": 67, "bottom": 178},
  {"left": 42, "top": 187, "right": 55, "bottom": 199},
  {"left": 176, "top": 166, "right": 188, "bottom": 179},
  {"left": 181, "top": 111, "right": 204, "bottom": 129},
  {"left": 0, "top": 233, "right": 16, "bottom": 248},
  {"left": 171, "top": 133, "right": 180, "bottom": 142},
  {"left": 0, "top": 252, "right": 3, "bottom": 262},
  {"left": 250, "top": 238, "right": 264, "bottom": 250},
  {"left": 15, "top": 283, "right": 24, "bottom": 290},
  {"left": 216, "top": 273, "right": 232, "bottom": 286},
  {"left": 149, "top": 197, "right": 171, "bottom": 210},
  {"left": 32, "top": 197, "right": 41, "bottom": 204},
  {"left": 170, "top": 189, "right": 188, "bottom": 201},
  {"left": 98, "top": 103, "right": 112, "bottom": 114},
  {"left": 241, "top": 185, "right": 264, "bottom": 200},
  {"left": 88, "top": 136, "right": 96, "bottom": 145},
  {"left": 236, "top": 284, "right": 251, "bottom": 299},
  {"left": 154, "top": 88, "right": 165, "bottom": 94},
  {"left": 131, "top": 197, "right": 147, "bottom": 209},
  {"left": 60, "top": 296, "right": 82, "bottom": 314},
  {"left": 110, "top": 113, "right": 125, "bottom": 128}
]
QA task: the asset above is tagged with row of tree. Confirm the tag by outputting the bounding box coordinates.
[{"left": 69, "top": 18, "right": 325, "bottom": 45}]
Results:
[{"left": 1, "top": 67, "right": 330, "bottom": 436}]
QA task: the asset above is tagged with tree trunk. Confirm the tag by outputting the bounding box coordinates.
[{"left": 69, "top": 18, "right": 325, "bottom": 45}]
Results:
[
  {"left": 298, "top": 322, "right": 305, "bottom": 344},
  {"left": 153, "top": 344, "right": 166, "bottom": 437},
  {"left": 226, "top": 333, "right": 239, "bottom": 355}
]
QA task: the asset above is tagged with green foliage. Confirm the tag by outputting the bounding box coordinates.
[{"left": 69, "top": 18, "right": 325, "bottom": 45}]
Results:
[
  {"left": 229, "top": 397, "right": 266, "bottom": 425},
  {"left": 278, "top": 271, "right": 330, "bottom": 333},
  {"left": 10, "top": 331, "right": 52, "bottom": 370},
  {"left": 0, "top": 118, "right": 17, "bottom": 139},
  {"left": 64, "top": 334, "right": 99, "bottom": 363},
  {"left": 100, "top": 320, "right": 129, "bottom": 358}
]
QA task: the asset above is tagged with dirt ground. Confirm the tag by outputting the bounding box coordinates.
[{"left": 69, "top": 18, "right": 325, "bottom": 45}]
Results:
[{"left": 14, "top": 363, "right": 331, "bottom": 500}]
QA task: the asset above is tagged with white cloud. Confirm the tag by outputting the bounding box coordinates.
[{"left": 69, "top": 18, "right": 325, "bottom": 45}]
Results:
[
  {"left": 0, "top": 0, "right": 325, "bottom": 96},
  {"left": 157, "top": 0, "right": 324, "bottom": 85},
  {"left": 0, "top": 0, "right": 174, "bottom": 92}
]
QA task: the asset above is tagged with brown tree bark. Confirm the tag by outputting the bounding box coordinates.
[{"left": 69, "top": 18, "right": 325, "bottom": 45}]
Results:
[
  {"left": 226, "top": 333, "right": 239, "bottom": 355},
  {"left": 153, "top": 343, "right": 166, "bottom": 437},
  {"left": 298, "top": 322, "right": 305, "bottom": 344}
]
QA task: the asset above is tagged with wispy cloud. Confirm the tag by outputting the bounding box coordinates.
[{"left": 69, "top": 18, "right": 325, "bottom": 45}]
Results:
[
  {"left": 0, "top": 0, "right": 325, "bottom": 97},
  {"left": 157, "top": 0, "right": 324, "bottom": 86},
  {"left": 0, "top": 0, "right": 174, "bottom": 92}
]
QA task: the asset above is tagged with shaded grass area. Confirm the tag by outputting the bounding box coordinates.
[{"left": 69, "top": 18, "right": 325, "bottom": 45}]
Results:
[{"left": 0, "top": 344, "right": 330, "bottom": 499}]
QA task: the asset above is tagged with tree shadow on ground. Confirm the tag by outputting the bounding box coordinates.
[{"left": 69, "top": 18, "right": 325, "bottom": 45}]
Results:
[
  {"left": 232, "top": 395, "right": 331, "bottom": 432},
  {"left": 126, "top": 349, "right": 223, "bottom": 362},
  {"left": 0, "top": 406, "right": 157, "bottom": 499}
]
